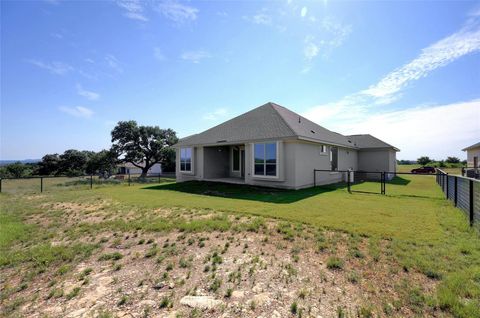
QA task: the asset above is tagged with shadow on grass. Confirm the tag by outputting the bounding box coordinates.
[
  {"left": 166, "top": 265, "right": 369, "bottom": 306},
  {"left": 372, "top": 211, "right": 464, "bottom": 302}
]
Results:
[
  {"left": 386, "top": 176, "right": 411, "bottom": 186},
  {"left": 142, "top": 181, "right": 346, "bottom": 204}
]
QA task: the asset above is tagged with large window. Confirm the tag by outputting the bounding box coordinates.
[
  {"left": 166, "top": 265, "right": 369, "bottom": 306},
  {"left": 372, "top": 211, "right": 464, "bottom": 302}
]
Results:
[
  {"left": 232, "top": 147, "right": 240, "bottom": 171},
  {"left": 180, "top": 148, "right": 192, "bottom": 172},
  {"left": 254, "top": 142, "right": 277, "bottom": 176}
]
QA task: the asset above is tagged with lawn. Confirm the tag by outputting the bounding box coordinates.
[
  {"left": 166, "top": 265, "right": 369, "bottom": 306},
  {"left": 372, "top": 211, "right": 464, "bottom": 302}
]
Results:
[{"left": 1, "top": 175, "right": 479, "bottom": 317}]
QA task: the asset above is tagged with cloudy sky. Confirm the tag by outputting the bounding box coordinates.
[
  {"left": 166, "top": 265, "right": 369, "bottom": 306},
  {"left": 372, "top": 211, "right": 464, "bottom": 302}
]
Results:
[{"left": 1, "top": 0, "right": 479, "bottom": 160}]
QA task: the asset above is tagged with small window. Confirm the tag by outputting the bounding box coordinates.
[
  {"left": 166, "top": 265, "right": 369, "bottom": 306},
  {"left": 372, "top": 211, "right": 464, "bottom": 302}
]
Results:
[
  {"left": 180, "top": 148, "right": 192, "bottom": 172},
  {"left": 320, "top": 145, "right": 327, "bottom": 154},
  {"left": 232, "top": 147, "right": 240, "bottom": 171},
  {"left": 254, "top": 142, "right": 277, "bottom": 176}
]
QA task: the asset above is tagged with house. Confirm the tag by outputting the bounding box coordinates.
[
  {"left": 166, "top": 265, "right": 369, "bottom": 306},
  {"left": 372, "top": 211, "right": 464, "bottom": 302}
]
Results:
[
  {"left": 174, "top": 102, "right": 399, "bottom": 189},
  {"left": 462, "top": 142, "right": 480, "bottom": 179},
  {"left": 117, "top": 162, "right": 162, "bottom": 175}
]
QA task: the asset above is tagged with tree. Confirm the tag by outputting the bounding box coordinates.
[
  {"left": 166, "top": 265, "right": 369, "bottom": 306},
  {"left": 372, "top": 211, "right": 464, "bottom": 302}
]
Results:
[
  {"left": 86, "top": 149, "right": 119, "bottom": 177},
  {"left": 38, "top": 154, "right": 61, "bottom": 175},
  {"left": 417, "top": 156, "right": 431, "bottom": 166},
  {"left": 111, "top": 121, "right": 178, "bottom": 178},
  {"left": 3, "top": 162, "right": 31, "bottom": 178},
  {"left": 58, "top": 149, "right": 90, "bottom": 176},
  {"left": 446, "top": 156, "right": 460, "bottom": 164}
]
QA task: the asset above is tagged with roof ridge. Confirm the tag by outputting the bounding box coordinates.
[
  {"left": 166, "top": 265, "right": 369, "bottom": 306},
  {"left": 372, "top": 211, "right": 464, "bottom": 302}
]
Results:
[{"left": 267, "top": 102, "right": 298, "bottom": 137}]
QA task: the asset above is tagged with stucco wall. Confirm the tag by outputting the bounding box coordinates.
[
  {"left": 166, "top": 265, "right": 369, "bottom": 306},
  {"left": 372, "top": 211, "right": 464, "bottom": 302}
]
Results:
[
  {"left": 203, "top": 146, "right": 230, "bottom": 178},
  {"left": 244, "top": 140, "right": 297, "bottom": 189},
  {"left": 176, "top": 146, "right": 203, "bottom": 182},
  {"left": 293, "top": 141, "right": 358, "bottom": 188},
  {"left": 467, "top": 147, "right": 480, "bottom": 167},
  {"left": 357, "top": 149, "right": 396, "bottom": 180}
]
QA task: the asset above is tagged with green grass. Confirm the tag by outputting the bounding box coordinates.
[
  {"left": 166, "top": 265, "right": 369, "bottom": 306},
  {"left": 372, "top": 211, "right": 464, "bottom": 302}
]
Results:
[{"left": 1, "top": 174, "right": 479, "bottom": 317}]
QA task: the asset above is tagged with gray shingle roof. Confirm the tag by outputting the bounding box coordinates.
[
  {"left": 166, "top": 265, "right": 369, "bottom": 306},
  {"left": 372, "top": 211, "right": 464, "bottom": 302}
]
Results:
[
  {"left": 346, "top": 134, "right": 399, "bottom": 151},
  {"left": 175, "top": 102, "right": 395, "bottom": 150},
  {"left": 462, "top": 142, "right": 480, "bottom": 151}
]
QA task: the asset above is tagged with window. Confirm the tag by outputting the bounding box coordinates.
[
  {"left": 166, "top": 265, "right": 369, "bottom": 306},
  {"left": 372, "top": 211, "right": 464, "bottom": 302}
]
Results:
[
  {"left": 232, "top": 147, "right": 240, "bottom": 171},
  {"left": 254, "top": 142, "right": 277, "bottom": 176},
  {"left": 330, "top": 147, "right": 338, "bottom": 171},
  {"left": 319, "top": 145, "right": 327, "bottom": 154},
  {"left": 180, "top": 148, "right": 192, "bottom": 172}
]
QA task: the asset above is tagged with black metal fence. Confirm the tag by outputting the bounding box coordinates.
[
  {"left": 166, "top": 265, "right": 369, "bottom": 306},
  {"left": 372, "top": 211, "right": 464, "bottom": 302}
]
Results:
[
  {"left": 436, "top": 169, "right": 479, "bottom": 227},
  {"left": 462, "top": 166, "right": 480, "bottom": 179},
  {"left": 0, "top": 172, "right": 176, "bottom": 194}
]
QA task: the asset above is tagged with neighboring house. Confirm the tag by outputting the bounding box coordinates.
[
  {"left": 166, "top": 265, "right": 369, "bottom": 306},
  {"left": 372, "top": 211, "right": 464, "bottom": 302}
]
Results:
[
  {"left": 117, "top": 162, "right": 162, "bottom": 175},
  {"left": 174, "top": 102, "right": 399, "bottom": 189},
  {"left": 462, "top": 142, "right": 480, "bottom": 179},
  {"left": 462, "top": 142, "right": 480, "bottom": 168}
]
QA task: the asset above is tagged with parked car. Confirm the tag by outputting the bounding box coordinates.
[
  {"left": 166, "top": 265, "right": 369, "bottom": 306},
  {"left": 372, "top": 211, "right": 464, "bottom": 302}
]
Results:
[{"left": 411, "top": 166, "right": 436, "bottom": 174}]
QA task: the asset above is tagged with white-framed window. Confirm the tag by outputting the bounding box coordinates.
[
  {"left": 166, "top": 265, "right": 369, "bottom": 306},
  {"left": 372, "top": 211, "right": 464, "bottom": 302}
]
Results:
[
  {"left": 254, "top": 142, "right": 277, "bottom": 176},
  {"left": 319, "top": 145, "right": 327, "bottom": 154},
  {"left": 180, "top": 147, "right": 192, "bottom": 172}
]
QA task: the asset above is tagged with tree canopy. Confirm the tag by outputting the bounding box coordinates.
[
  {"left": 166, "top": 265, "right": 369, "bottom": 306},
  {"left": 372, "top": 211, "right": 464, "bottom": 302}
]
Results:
[{"left": 110, "top": 121, "right": 178, "bottom": 177}]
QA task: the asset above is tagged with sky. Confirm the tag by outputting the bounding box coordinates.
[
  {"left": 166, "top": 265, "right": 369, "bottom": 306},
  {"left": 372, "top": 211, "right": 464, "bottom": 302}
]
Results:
[{"left": 1, "top": 0, "right": 479, "bottom": 161}]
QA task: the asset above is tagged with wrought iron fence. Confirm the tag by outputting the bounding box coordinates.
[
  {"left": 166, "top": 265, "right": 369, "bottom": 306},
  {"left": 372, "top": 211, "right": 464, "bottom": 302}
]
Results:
[{"left": 437, "top": 169, "right": 479, "bottom": 227}]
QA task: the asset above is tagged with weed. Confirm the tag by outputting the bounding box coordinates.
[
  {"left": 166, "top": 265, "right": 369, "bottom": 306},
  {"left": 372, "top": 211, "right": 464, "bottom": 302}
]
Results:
[{"left": 326, "top": 257, "right": 344, "bottom": 270}]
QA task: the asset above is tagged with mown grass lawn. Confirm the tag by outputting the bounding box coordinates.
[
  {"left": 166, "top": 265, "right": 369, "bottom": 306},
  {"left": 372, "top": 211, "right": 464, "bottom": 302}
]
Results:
[{"left": 1, "top": 175, "right": 479, "bottom": 317}]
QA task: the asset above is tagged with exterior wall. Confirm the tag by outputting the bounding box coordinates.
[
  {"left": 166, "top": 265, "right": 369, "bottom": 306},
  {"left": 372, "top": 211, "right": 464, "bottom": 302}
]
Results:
[
  {"left": 244, "top": 140, "right": 297, "bottom": 189},
  {"left": 293, "top": 141, "right": 358, "bottom": 189},
  {"left": 357, "top": 149, "right": 396, "bottom": 180},
  {"left": 467, "top": 147, "right": 480, "bottom": 168},
  {"left": 176, "top": 146, "right": 204, "bottom": 182},
  {"left": 203, "top": 146, "right": 230, "bottom": 178},
  {"left": 118, "top": 163, "right": 162, "bottom": 175}
]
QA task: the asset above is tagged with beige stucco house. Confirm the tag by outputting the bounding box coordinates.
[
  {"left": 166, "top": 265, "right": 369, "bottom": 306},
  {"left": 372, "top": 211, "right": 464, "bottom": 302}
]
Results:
[
  {"left": 174, "top": 102, "right": 399, "bottom": 189},
  {"left": 462, "top": 142, "right": 480, "bottom": 169}
]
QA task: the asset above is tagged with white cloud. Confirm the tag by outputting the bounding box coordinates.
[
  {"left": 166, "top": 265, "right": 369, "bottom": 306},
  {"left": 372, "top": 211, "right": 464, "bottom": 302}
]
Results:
[
  {"left": 203, "top": 108, "right": 228, "bottom": 120},
  {"left": 155, "top": 0, "right": 198, "bottom": 23},
  {"left": 105, "top": 54, "right": 123, "bottom": 73},
  {"left": 304, "top": 35, "right": 319, "bottom": 61},
  {"left": 301, "top": 17, "right": 352, "bottom": 68},
  {"left": 76, "top": 84, "right": 100, "bottom": 101},
  {"left": 300, "top": 6, "right": 307, "bottom": 18},
  {"left": 59, "top": 106, "right": 94, "bottom": 118},
  {"left": 303, "top": 15, "right": 480, "bottom": 159},
  {"left": 181, "top": 50, "right": 211, "bottom": 63},
  {"left": 321, "top": 100, "right": 479, "bottom": 160},
  {"left": 251, "top": 13, "right": 272, "bottom": 25},
  {"left": 116, "top": 0, "right": 148, "bottom": 21},
  {"left": 362, "top": 17, "right": 480, "bottom": 100},
  {"left": 26, "top": 59, "right": 73, "bottom": 75},
  {"left": 154, "top": 47, "right": 166, "bottom": 61}
]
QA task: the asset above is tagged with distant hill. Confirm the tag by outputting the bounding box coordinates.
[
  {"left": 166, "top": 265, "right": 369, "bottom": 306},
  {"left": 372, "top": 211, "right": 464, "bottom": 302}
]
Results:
[{"left": 0, "top": 159, "right": 41, "bottom": 166}]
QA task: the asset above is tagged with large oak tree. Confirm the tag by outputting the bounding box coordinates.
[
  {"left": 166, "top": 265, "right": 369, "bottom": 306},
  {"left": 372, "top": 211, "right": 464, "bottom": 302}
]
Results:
[{"left": 111, "top": 121, "right": 178, "bottom": 178}]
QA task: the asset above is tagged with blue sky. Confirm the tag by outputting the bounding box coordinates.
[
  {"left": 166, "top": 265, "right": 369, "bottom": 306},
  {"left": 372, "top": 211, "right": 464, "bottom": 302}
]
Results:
[{"left": 1, "top": 0, "right": 479, "bottom": 160}]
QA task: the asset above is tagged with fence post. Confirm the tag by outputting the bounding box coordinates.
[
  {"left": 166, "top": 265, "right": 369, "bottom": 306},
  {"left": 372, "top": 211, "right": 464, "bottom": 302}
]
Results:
[
  {"left": 313, "top": 170, "right": 316, "bottom": 187},
  {"left": 0, "top": 178, "right": 2, "bottom": 193},
  {"left": 446, "top": 174, "right": 449, "bottom": 199},
  {"left": 470, "top": 179, "right": 474, "bottom": 226},
  {"left": 454, "top": 176, "right": 458, "bottom": 207},
  {"left": 158, "top": 173, "right": 161, "bottom": 184},
  {"left": 128, "top": 172, "right": 131, "bottom": 186},
  {"left": 347, "top": 171, "right": 351, "bottom": 193},
  {"left": 40, "top": 177, "right": 43, "bottom": 193},
  {"left": 90, "top": 175, "right": 93, "bottom": 189}
]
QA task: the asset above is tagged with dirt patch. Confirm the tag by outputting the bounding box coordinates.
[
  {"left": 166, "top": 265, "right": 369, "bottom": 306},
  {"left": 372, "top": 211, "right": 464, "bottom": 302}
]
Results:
[{"left": 2, "top": 220, "right": 438, "bottom": 318}]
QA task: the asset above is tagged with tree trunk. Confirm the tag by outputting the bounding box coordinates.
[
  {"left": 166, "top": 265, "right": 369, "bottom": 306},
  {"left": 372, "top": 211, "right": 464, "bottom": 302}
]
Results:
[{"left": 139, "top": 166, "right": 149, "bottom": 180}]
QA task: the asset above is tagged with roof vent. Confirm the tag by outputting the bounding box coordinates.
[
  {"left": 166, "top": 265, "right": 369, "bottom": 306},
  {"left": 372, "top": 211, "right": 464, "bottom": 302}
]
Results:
[
  {"left": 216, "top": 140, "right": 227, "bottom": 143},
  {"left": 310, "top": 130, "right": 316, "bottom": 134},
  {"left": 298, "top": 116, "right": 301, "bottom": 123}
]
